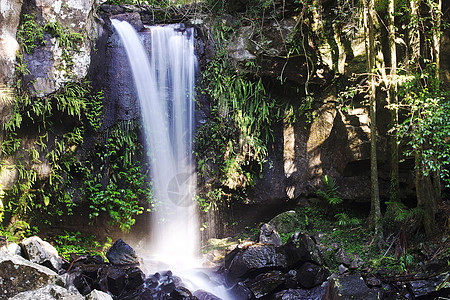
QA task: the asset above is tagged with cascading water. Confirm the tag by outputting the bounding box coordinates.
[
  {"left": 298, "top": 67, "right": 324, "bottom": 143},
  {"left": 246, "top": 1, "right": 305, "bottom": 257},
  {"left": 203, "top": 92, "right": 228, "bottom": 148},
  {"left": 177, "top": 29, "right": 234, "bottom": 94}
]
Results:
[
  {"left": 111, "top": 20, "right": 232, "bottom": 299},
  {"left": 111, "top": 19, "right": 198, "bottom": 264}
]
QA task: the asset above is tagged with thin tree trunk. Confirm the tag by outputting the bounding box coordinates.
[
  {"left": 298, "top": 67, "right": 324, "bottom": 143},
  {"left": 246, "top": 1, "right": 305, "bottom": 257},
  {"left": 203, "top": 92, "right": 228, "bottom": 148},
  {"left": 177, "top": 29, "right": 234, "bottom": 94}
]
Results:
[
  {"left": 365, "top": 0, "right": 382, "bottom": 242},
  {"left": 388, "top": 0, "right": 399, "bottom": 202},
  {"left": 431, "top": 0, "right": 442, "bottom": 203},
  {"left": 409, "top": 0, "right": 437, "bottom": 236}
]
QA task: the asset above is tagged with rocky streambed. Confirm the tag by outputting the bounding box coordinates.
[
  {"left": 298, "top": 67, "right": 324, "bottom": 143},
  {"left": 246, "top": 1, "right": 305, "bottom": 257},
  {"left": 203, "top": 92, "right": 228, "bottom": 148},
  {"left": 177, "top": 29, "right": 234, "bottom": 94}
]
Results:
[{"left": 1, "top": 230, "right": 449, "bottom": 300}]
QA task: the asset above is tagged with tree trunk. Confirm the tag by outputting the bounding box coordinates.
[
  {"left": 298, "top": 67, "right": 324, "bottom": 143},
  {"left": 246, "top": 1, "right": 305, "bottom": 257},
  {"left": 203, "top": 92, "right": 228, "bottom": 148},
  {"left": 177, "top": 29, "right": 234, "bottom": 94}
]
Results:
[
  {"left": 431, "top": 0, "right": 442, "bottom": 203},
  {"left": 365, "top": 0, "right": 382, "bottom": 242},
  {"left": 388, "top": 0, "right": 399, "bottom": 202},
  {"left": 409, "top": 0, "right": 438, "bottom": 236},
  {"left": 415, "top": 153, "right": 437, "bottom": 236}
]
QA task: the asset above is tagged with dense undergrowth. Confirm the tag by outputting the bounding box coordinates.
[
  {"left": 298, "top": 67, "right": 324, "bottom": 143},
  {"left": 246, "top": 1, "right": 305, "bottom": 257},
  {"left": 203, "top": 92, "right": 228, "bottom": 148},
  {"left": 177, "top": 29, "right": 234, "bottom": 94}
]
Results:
[
  {"left": 205, "top": 201, "right": 450, "bottom": 278},
  {"left": 0, "top": 13, "right": 153, "bottom": 234}
]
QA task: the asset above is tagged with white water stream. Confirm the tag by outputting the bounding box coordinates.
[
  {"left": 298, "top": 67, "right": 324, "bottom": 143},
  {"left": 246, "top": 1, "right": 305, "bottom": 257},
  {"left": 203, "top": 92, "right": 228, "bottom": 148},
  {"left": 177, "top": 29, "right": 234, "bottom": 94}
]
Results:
[{"left": 111, "top": 20, "right": 231, "bottom": 299}]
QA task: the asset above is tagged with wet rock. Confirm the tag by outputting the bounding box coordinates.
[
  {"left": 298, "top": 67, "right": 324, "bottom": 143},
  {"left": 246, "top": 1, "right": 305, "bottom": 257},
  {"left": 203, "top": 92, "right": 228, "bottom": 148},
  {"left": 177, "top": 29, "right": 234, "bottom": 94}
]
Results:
[
  {"left": 85, "top": 289, "right": 113, "bottom": 300},
  {"left": 170, "top": 287, "right": 194, "bottom": 299},
  {"left": 125, "top": 267, "right": 145, "bottom": 290},
  {"left": 0, "top": 249, "right": 63, "bottom": 299},
  {"left": 284, "top": 270, "right": 298, "bottom": 289},
  {"left": 409, "top": 273, "right": 449, "bottom": 297},
  {"left": 327, "top": 273, "right": 383, "bottom": 300},
  {"left": 225, "top": 243, "right": 287, "bottom": 285},
  {"left": 244, "top": 270, "right": 286, "bottom": 298},
  {"left": 8, "top": 283, "right": 83, "bottom": 300},
  {"left": 259, "top": 223, "right": 282, "bottom": 246},
  {"left": 230, "top": 281, "right": 253, "bottom": 300},
  {"left": 105, "top": 239, "right": 139, "bottom": 265},
  {"left": 295, "top": 262, "right": 329, "bottom": 288},
  {"left": 280, "top": 232, "right": 323, "bottom": 268},
  {"left": 193, "top": 289, "right": 222, "bottom": 300},
  {"left": 106, "top": 266, "right": 126, "bottom": 296},
  {"left": 272, "top": 283, "right": 328, "bottom": 300}
]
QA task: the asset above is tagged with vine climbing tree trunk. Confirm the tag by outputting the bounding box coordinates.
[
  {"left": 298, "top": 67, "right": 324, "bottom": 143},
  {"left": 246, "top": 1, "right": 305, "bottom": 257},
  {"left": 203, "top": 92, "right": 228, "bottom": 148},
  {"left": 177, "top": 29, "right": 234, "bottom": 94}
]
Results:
[
  {"left": 431, "top": 0, "right": 442, "bottom": 204},
  {"left": 408, "top": 0, "right": 438, "bottom": 236},
  {"left": 388, "top": 0, "right": 399, "bottom": 202},
  {"left": 364, "top": 0, "right": 382, "bottom": 242}
]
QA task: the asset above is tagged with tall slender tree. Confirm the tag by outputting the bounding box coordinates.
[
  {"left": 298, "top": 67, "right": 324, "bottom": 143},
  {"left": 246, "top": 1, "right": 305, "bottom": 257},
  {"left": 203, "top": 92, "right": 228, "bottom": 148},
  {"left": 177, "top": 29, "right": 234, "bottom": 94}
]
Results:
[
  {"left": 364, "top": 0, "right": 383, "bottom": 242},
  {"left": 388, "top": 0, "right": 399, "bottom": 202},
  {"left": 406, "top": 0, "right": 438, "bottom": 236},
  {"left": 430, "top": 0, "right": 442, "bottom": 204}
]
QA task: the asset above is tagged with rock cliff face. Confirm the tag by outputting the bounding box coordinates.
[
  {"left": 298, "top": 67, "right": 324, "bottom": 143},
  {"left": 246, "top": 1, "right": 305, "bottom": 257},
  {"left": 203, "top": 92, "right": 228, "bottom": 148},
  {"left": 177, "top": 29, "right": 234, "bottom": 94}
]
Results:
[
  {"left": 1, "top": 2, "right": 449, "bottom": 236},
  {"left": 0, "top": 0, "right": 105, "bottom": 93},
  {"left": 0, "top": 0, "right": 23, "bottom": 86}
]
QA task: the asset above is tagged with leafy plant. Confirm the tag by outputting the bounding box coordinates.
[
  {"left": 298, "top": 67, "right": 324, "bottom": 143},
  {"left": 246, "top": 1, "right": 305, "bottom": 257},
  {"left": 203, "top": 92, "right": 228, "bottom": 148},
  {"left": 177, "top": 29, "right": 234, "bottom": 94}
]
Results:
[
  {"left": 53, "top": 231, "right": 106, "bottom": 260},
  {"left": 335, "top": 212, "right": 361, "bottom": 227},
  {"left": 16, "top": 14, "right": 46, "bottom": 54},
  {"left": 316, "top": 175, "right": 342, "bottom": 205},
  {"left": 85, "top": 121, "right": 152, "bottom": 232}
]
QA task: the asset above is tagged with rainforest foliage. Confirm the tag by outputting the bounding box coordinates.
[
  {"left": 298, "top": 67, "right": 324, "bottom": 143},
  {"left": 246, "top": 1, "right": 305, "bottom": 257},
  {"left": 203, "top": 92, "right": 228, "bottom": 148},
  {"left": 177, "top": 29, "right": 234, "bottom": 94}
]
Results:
[
  {"left": 0, "top": 14, "right": 152, "bottom": 233},
  {"left": 0, "top": 0, "right": 449, "bottom": 244}
]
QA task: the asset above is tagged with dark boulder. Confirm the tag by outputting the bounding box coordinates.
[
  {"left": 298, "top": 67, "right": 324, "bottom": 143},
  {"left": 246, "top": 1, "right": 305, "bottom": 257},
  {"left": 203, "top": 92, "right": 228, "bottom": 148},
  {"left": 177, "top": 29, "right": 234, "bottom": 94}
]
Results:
[
  {"left": 170, "top": 286, "right": 195, "bottom": 300},
  {"left": 295, "top": 262, "right": 329, "bottom": 288},
  {"left": 244, "top": 270, "right": 286, "bottom": 298},
  {"left": 326, "top": 273, "right": 383, "bottom": 300},
  {"left": 272, "top": 284, "right": 328, "bottom": 300},
  {"left": 225, "top": 243, "right": 287, "bottom": 285},
  {"left": 409, "top": 273, "right": 449, "bottom": 297},
  {"left": 259, "top": 223, "right": 282, "bottom": 246},
  {"left": 229, "top": 282, "right": 253, "bottom": 300},
  {"left": 105, "top": 239, "right": 139, "bottom": 265},
  {"left": 280, "top": 232, "right": 323, "bottom": 268},
  {"left": 193, "top": 289, "right": 222, "bottom": 300}
]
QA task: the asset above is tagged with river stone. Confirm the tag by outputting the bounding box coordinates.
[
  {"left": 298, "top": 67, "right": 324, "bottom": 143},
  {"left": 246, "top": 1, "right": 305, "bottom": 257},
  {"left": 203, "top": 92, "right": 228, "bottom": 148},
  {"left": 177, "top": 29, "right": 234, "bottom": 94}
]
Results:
[
  {"left": 259, "top": 223, "right": 282, "bottom": 246},
  {"left": 21, "top": 236, "right": 62, "bottom": 271},
  {"left": 225, "top": 243, "right": 287, "bottom": 285},
  {"left": 193, "top": 289, "right": 222, "bottom": 300},
  {"left": 327, "top": 273, "right": 383, "bottom": 300},
  {"left": 272, "top": 283, "right": 328, "bottom": 300},
  {"left": 281, "top": 232, "right": 323, "bottom": 268},
  {"left": 8, "top": 283, "right": 83, "bottom": 300},
  {"left": 229, "top": 281, "right": 253, "bottom": 300},
  {"left": 105, "top": 239, "right": 139, "bottom": 265},
  {"left": 86, "top": 289, "right": 114, "bottom": 300},
  {"left": 296, "top": 262, "right": 330, "bottom": 288},
  {"left": 0, "top": 249, "right": 63, "bottom": 299},
  {"left": 244, "top": 270, "right": 286, "bottom": 299},
  {"left": 409, "top": 273, "right": 449, "bottom": 297}
]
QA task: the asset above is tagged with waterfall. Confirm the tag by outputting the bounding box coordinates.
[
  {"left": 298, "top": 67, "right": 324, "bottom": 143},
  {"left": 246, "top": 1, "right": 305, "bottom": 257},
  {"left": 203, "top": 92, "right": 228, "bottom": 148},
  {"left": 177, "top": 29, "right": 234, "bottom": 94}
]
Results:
[
  {"left": 111, "top": 20, "right": 232, "bottom": 300},
  {"left": 111, "top": 20, "right": 198, "bottom": 265}
]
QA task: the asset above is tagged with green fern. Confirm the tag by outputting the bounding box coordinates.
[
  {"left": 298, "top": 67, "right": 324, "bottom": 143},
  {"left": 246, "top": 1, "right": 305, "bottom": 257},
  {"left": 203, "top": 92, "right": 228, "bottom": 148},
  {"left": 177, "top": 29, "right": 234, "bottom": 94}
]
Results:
[
  {"left": 335, "top": 212, "right": 361, "bottom": 227},
  {"left": 385, "top": 201, "right": 421, "bottom": 222},
  {"left": 316, "top": 175, "right": 343, "bottom": 205}
]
